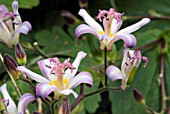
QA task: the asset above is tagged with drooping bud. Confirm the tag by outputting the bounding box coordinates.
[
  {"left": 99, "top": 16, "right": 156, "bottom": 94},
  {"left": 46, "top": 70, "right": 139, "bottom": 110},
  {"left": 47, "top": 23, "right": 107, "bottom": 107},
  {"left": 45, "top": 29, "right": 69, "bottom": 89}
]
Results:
[
  {"left": 133, "top": 89, "right": 146, "bottom": 106},
  {"left": 61, "top": 10, "right": 80, "bottom": 25},
  {"left": 3, "top": 54, "right": 19, "bottom": 80},
  {"left": 15, "top": 43, "right": 27, "bottom": 65},
  {"left": 79, "top": 0, "right": 88, "bottom": 9}
]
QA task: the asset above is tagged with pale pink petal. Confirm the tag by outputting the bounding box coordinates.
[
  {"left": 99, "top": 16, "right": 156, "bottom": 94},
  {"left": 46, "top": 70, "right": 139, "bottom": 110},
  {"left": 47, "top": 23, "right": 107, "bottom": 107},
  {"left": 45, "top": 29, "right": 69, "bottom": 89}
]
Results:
[
  {"left": 17, "top": 66, "right": 50, "bottom": 83},
  {"left": 60, "top": 89, "right": 78, "bottom": 98},
  {"left": 0, "top": 84, "right": 17, "bottom": 114},
  {"left": 106, "top": 65, "right": 126, "bottom": 81},
  {"left": 68, "top": 72, "right": 93, "bottom": 89},
  {"left": 17, "top": 93, "right": 36, "bottom": 114},
  {"left": 117, "top": 18, "right": 150, "bottom": 34},
  {"left": 36, "top": 83, "right": 57, "bottom": 99}
]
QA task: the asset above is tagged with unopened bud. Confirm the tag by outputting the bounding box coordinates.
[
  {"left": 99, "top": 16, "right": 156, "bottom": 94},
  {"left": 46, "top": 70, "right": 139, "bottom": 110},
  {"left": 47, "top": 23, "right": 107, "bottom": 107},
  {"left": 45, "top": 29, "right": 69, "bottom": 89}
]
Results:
[
  {"left": 79, "top": 0, "right": 88, "bottom": 9},
  {"left": 15, "top": 43, "right": 27, "bottom": 65},
  {"left": 133, "top": 89, "right": 146, "bottom": 106},
  {"left": 0, "top": 98, "right": 5, "bottom": 111},
  {"left": 61, "top": 10, "right": 80, "bottom": 25},
  {"left": 3, "top": 54, "right": 19, "bottom": 80}
]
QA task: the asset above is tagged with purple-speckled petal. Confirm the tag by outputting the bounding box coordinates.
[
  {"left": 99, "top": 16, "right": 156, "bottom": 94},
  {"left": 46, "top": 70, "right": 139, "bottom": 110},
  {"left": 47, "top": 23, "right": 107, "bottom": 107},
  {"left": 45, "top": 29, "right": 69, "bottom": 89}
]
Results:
[
  {"left": 60, "top": 89, "right": 78, "bottom": 98},
  {"left": 36, "top": 83, "right": 57, "bottom": 99},
  {"left": 75, "top": 24, "right": 100, "bottom": 40},
  {"left": 17, "top": 66, "right": 50, "bottom": 83},
  {"left": 106, "top": 65, "right": 126, "bottom": 81},
  {"left": 38, "top": 58, "right": 52, "bottom": 80},
  {"left": 17, "top": 93, "right": 36, "bottom": 114},
  {"left": 117, "top": 18, "right": 150, "bottom": 34},
  {"left": 64, "top": 51, "right": 87, "bottom": 78},
  {"left": 0, "top": 84, "right": 17, "bottom": 114},
  {"left": 114, "top": 34, "right": 137, "bottom": 48},
  {"left": 68, "top": 72, "right": 93, "bottom": 89}
]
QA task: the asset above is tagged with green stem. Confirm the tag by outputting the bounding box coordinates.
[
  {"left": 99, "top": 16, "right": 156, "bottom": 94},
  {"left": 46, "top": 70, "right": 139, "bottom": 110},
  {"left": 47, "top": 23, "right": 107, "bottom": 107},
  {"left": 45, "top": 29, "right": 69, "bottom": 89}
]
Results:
[
  {"left": 71, "top": 86, "right": 120, "bottom": 110},
  {"left": 19, "top": 77, "right": 36, "bottom": 90},
  {"left": 51, "top": 100, "right": 56, "bottom": 114},
  {"left": 104, "top": 47, "right": 108, "bottom": 87},
  {"left": 160, "top": 39, "right": 167, "bottom": 113},
  {"left": 33, "top": 42, "right": 49, "bottom": 59}
]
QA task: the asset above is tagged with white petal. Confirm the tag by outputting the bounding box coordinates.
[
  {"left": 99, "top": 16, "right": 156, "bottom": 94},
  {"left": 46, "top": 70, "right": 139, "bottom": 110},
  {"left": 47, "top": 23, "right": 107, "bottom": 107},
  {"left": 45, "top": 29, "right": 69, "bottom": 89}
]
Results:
[
  {"left": 0, "top": 84, "right": 17, "bottom": 114},
  {"left": 60, "top": 89, "right": 78, "bottom": 98},
  {"left": 64, "top": 51, "right": 87, "bottom": 78},
  {"left": 17, "top": 66, "right": 50, "bottom": 83},
  {"left": 117, "top": 18, "right": 150, "bottom": 34},
  {"left": 78, "top": 9, "right": 104, "bottom": 33},
  {"left": 110, "top": 19, "right": 122, "bottom": 34}
]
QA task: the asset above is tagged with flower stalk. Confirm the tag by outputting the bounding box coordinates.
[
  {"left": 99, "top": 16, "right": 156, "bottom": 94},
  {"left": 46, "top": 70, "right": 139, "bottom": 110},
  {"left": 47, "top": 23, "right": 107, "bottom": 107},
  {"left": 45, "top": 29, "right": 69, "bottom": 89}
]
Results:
[
  {"left": 160, "top": 38, "right": 167, "bottom": 113},
  {"left": 104, "top": 47, "right": 108, "bottom": 87}
]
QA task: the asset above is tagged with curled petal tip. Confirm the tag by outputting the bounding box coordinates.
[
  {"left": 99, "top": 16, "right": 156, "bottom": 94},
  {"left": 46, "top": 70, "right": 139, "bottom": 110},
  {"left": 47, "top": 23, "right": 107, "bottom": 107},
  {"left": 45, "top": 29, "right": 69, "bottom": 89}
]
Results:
[{"left": 106, "top": 65, "right": 126, "bottom": 82}]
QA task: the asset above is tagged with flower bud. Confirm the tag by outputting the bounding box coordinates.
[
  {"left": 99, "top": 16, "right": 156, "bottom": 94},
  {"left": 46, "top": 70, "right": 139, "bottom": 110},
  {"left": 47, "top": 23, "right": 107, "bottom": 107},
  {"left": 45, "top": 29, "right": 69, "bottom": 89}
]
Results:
[
  {"left": 15, "top": 43, "right": 27, "bottom": 65},
  {"left": 61, "top": 10, "right": 80, "bottom": 25},
  {"left": 0, "top": 98, "right": 5, "bottom": 111},
  {"left": 79, "top": 0, "right": 88, "bottom": 9},
  {"left": 3, "top": 54, "right": 19, "bottom": 80},
  {"left": 133, "top": 89, "right": 146, "bottom": 106}
]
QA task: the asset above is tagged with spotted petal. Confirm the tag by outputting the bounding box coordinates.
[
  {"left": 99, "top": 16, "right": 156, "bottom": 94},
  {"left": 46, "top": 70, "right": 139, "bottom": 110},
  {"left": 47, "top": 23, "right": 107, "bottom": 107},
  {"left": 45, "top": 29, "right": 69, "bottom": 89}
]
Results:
[
  {"left": 117, "top": 18, "right": 150, "bottom": 34},
  {"left": 106, "top": 65, "right": 126, "bottom": 81},
  {"left": 17, "top": 66, "right": 50, "bottom": 83},
  {"left": 75, "top": 24, "right": 100, "bottom": 40},
  {"left": 36, "top": 83, "right": 57, "bottom": 99},
  {"left": 17, "top": 93, "right": 36, "bottom": 114},
  {"left": 0, "top": 84, "right": 17, "bottom": 114}
]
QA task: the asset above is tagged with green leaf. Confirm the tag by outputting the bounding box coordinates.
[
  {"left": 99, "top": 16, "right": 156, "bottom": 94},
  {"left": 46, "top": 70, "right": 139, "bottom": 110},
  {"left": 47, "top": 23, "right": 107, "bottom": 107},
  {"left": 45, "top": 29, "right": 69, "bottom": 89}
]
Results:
[{"left": 0, "top": 0, "right": 40, "bottom": 10}]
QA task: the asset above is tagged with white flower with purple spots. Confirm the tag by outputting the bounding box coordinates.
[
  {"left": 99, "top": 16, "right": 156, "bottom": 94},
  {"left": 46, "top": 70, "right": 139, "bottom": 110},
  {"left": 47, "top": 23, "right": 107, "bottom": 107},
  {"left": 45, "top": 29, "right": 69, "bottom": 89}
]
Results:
[
  {"left": 17, "top": 51, "right": 93, "bottom": 100},
  {"left": 106, "top": 48, "right": 148, "bottom": 90},
  {"left": 0, "top": 1, "right": 32, "bottom": 48},
  {"left": 0, "top": 84, "right": 36, "bottom": 114},
  {"left": 75, "top": 8, "right": 150, "bottom": 51}
]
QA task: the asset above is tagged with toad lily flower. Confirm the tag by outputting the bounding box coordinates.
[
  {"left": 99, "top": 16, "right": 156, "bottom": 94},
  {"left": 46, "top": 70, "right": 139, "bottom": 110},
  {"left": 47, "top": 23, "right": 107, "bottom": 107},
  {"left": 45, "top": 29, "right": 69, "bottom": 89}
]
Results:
[
  {"left": 106, "top": 48, "right": 148, "bottom": 90},
  {"left": 0, "top": 1, "right": 32, "bottom": 48},
  {"left": 17, "top": 51, "right": 93, "bottom": 100},
  {"left": 75, "top": 8, "right": 150, "bottom": 51},
  {"left": 0, "top": 84, "right": 36, "bottom": 114}
]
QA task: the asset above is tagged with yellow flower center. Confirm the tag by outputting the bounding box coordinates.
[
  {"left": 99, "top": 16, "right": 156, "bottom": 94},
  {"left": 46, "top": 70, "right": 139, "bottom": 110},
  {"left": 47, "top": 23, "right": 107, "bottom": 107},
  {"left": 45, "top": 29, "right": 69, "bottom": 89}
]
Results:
[
  {"left": 98, "top": 31, "right": 104, "bottom": 35},
  {"left": 49, "top": 77, "right": 69, "bottom": 89}
]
